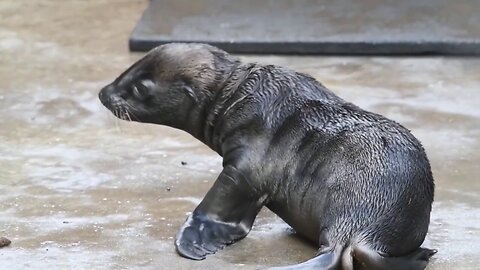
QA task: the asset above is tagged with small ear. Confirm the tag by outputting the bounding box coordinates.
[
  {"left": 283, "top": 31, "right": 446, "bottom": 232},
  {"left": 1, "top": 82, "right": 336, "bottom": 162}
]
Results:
[{"left": 183, "top": 85, "right": 199, "bottom": 103}]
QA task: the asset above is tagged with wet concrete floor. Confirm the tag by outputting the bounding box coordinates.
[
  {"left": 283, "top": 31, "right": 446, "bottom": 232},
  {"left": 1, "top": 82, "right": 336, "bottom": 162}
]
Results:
[{"left": 0, "top": 1, "right": 479, "bottom": 269}]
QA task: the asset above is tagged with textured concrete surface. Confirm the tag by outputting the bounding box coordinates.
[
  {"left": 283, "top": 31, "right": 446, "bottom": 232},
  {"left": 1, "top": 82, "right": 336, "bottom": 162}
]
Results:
[
  {"left": 130, "top": 0, "right": 480, "bottom": 54},
  {"left": 1, "top": 1, "right": 479, "bottom": 269}
]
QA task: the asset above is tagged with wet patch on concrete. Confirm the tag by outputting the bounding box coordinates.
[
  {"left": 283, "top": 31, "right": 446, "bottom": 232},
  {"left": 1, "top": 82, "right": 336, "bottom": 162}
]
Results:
[{"left": 0, "top": 1, "right": 479, "bottom": 269}]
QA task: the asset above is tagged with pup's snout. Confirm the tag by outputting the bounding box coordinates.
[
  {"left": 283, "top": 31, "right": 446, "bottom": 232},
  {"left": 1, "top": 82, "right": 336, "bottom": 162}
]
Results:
[{"left": 98, "top": 85, "right": 115, "bottom": 107}]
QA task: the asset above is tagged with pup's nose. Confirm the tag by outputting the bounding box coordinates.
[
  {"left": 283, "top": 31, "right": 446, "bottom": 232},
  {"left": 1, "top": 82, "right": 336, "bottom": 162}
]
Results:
[{"left": 98, "top": 85, "right": 114, "bottom": 106}]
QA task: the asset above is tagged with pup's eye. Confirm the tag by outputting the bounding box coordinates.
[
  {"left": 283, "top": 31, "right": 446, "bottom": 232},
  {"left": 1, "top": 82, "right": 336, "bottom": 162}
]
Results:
[{"left": 131, "top": 82, "right": 149, "bottom": 99}]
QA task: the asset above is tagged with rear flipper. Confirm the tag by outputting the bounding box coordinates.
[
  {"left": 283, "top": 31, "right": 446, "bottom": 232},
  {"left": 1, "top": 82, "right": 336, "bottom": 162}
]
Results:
[
  {"left": 266, "top": 245, "right": 436, "bottom": 270},
  {"left": 352, "top": 245, "right": 437, "bottom": 270},
  {"left": 266, "top": 247, "right": 342, "bottom": 270}
]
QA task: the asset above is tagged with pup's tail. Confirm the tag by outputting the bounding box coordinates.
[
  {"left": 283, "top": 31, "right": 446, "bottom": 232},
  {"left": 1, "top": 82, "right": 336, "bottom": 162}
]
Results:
[{"left": 266, "top": 244, "right": 436, "bottom": 270}]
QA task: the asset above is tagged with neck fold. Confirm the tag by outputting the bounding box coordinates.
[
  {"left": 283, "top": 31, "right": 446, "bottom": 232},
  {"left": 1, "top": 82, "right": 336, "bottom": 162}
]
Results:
[{"left": 199, "top": 64, "right": 256, "bottom": 154}]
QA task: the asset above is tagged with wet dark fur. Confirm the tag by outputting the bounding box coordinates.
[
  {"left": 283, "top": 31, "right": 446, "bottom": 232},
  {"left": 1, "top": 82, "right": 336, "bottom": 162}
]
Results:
[{"left": 99, "top": 43, "right": 436, "bottom": 269}]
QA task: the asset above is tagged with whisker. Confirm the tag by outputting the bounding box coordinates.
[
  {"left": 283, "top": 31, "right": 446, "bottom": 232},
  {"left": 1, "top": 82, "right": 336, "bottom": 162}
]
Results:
[
  {"left": 113, "top": 109, "right": 121, "bottom": 133},
  {"left": 125, "top": 110, "right": 132, "bottom": 122},
  {"left": 118, "top": 108, "right": 123, "bottom": 120},
  {"left": 119, "top": 106, "right": 130, "bottom": 122},
  {"left": 121, "top": 107, "right": 127, "bottom": 121},
  {"left": 124, "top": 102, "right": 140, "bottom": 121}
]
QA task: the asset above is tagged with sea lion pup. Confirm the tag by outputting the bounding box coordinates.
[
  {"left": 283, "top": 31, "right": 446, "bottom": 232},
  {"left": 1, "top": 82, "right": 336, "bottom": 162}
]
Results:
[{"left": 98, "top": 43, "right": 436, "bottom": 269}]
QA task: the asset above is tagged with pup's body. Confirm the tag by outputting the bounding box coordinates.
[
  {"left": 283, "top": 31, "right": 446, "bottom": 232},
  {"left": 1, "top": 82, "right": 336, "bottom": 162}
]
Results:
[{"left": 99, "top": 43, "right": 435, "bottom": 269}]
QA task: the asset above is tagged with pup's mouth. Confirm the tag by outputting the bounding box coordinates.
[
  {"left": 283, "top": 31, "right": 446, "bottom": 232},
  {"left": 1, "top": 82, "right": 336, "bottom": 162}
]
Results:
[{"left": 109, "top": 103, "right": 134, "bottom": 121}]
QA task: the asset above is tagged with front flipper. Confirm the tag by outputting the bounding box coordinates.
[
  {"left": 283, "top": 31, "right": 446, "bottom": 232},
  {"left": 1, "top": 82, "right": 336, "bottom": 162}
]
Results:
[{"left": 175, "top": 165, "right": 264, "bottom": 260}]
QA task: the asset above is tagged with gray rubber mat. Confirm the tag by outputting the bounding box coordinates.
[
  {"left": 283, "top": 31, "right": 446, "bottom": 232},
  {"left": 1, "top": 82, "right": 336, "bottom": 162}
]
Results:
[{"left": 129, "top": 0, "right": 480, "bottom": 55}]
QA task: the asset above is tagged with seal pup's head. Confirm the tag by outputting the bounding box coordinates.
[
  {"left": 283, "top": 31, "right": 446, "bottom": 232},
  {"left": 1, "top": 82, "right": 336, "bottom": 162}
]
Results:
[{"left": 98, "top": 43, "right": 239, "bottom": 133}]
